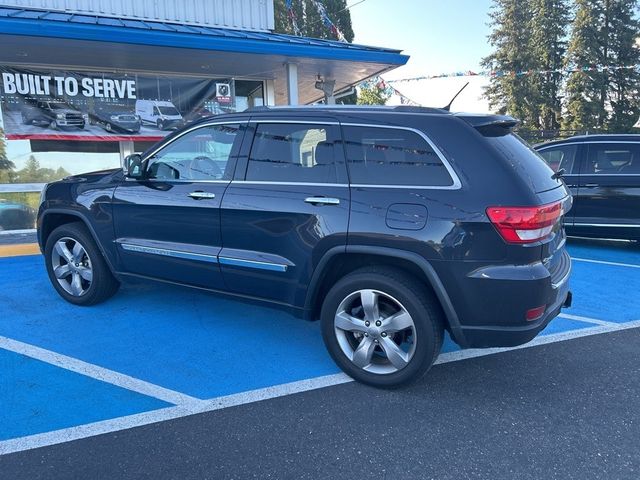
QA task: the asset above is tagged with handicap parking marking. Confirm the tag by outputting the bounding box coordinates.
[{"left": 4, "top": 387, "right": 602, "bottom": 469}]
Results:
[
  {"left": 0, "top": 255, "right": 341, "bottom": 400},
  {"left": 571, "top": 257, "right": 640, "bottom": 269},
  {"left": 4, "top": 318, "right": 640, "bottom": 456},
  {"left": 567, "top": 241, "right": 640, "bottom": 268},
  {"left": 0, "top": 348, "right": 171, "bottom": 444},
  {"left": 567, "top": 260, "right": 640, "bottom": 323},
  {"left": 0, "top": 335, "right": 202, "bottom": 407},
  {"left": 2, "top": 240, "right": 640, "bottom": 455}
]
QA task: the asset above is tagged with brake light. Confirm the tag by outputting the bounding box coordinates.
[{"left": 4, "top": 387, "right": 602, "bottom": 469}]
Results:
[{"left": 486, "top": 201, "right": 563, "bottom": 244}]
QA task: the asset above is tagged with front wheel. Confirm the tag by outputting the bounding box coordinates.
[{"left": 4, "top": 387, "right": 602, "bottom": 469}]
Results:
[
  {"left": 44, "top": 222, "right": 120, "bottom": 306},
  {"left": 321, "top": 267, "right": 444, "bottom": 388}
]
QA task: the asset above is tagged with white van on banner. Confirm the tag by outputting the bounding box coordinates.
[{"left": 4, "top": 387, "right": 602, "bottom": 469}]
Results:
[{"left": 0, "top": 67, "right": 236, "bottom": 141}]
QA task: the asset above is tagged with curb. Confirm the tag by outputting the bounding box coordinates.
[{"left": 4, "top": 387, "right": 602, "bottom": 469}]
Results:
[{"left": 0, "top": 243, "right": 41, "bottom": 258}]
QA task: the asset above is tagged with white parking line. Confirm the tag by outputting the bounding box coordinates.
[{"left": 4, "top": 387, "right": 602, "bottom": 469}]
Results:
[
  {"left": 558, "top": 312, "right": 618, "bottom": 327},
  {"left": 1, "top": 316, "right": 640, "bottom": 456},
  {"left": 572, "top": 257, "right": 640, "bottom": 269},
  {"left": 0, "top": 336, "right": 203, "bottom": 408}
]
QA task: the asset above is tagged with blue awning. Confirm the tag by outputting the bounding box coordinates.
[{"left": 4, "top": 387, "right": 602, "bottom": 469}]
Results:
[{"left": 0, "top": 6, "right": 409, "bottom": 66}]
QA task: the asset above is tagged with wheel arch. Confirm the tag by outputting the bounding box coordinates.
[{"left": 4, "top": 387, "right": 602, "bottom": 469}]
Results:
[
  {"left": 304, "top": 245, "right": 468, "bottom": 348},
  {"left": 39, "top": 209, "right": 118, "bottom": 275}
]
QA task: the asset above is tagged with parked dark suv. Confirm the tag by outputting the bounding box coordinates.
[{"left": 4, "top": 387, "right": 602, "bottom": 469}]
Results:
[
  {"left": 535, "top": 134, "right": 640, "bottom": 241},
  {"left": 37, "top": 106, "right": 572, "bottom": 387}
]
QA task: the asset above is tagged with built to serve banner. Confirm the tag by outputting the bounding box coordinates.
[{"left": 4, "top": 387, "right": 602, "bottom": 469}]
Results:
[{"left": 0, "top": 67, "right": 235, "bottom": 141}]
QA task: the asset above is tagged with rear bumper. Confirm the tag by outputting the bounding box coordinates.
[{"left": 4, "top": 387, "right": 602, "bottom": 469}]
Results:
[
  {"left": 446, "top": 251, "right": 572, "bottom": 348},
  {"left": 459, "top": 279, "right": 571, "bottom": 348}
]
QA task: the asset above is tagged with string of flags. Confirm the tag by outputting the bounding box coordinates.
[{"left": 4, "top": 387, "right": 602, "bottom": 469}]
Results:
[
  {"left": 385, "top": 65, "right": 640, "bottom": 84},
  {"left": 285, "top": 0, "right": 348, "bottom": 42}
]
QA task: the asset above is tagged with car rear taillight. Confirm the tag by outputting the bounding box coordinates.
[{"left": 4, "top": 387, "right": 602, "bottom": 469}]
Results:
[{"left": 486, "top": 201, "right": 564, "bottom": 244}]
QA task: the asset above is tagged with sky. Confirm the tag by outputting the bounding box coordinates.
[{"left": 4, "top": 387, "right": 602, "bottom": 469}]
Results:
[{"left": 349, "top": 0, "right": 495, "bottom": 111}]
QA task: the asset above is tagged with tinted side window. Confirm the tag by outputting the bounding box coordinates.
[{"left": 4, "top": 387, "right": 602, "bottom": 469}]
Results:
[
  {"left": 586, "top": 143, "right": 640, "bottom": 174},
  {"left": 342, "top": 126, "right": 453, "bottom": 186},
  {"left": 538, "top": 144, "right": 578, "bottom": 173},
  {"left": 147, "top": 124, "right": 240, "bottom": 180},
  {"left": 247, "top": 123, "right": 339, "bottom": 183}
]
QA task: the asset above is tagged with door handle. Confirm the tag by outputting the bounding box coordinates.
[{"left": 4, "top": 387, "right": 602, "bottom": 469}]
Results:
[
  {"left": 304, "top": 197, "right": 340, "bottom": 206},
  {"left": 188, "top": 191, "right": 216, "bottom": 200}
]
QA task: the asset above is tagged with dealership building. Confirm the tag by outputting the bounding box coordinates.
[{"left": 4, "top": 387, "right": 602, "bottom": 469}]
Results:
[{"left": 0, "top": 0, "right": 408, "bottom": 232}]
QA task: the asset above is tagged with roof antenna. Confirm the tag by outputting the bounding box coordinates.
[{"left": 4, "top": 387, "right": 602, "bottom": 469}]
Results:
[{"left": 442, "top": 82, "right": 469, "bottom": 111}]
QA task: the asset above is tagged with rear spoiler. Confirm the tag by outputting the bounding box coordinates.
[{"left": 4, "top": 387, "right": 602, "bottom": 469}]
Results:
[{"left": 455, "top": 114, "right": 519, "bottom": 137}]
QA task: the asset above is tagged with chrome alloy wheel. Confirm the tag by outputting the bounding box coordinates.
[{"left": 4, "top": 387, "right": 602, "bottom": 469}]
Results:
[
  {"left": 51, "top": 237, "right": 93, "bottom": 296},
  {"left": 334, "top": 289, "right": 417, "bottom": 374}
]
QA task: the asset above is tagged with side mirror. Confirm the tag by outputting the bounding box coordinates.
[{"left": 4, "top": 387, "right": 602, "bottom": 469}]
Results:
[{"left": 122, "top": 153, "right": 143, "bottom": 178}]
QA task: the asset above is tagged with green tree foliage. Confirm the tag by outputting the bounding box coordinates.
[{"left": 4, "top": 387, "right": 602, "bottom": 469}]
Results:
[
  {"left": 563, "top": 0, "right": 613, "bottom": 131},
  {"left": 606, "top": 0, "right": 640, "bottom": 131},
  {"left": 274, "top": 0, "right": 354, "bottom": 42},
  {"left": 485, "top": 0, "right": 640, "bottom": 134},
  {"left": 0, "top": 127, "right": 14, "bottom": 172},
  {"left": 274, "top": 0, "right": 357, "bottom": 103},
  {"left": 482, "top": 0, "right": 539, "bottom": 127},
  {"left": 12, "top": 156, "right": 70, "bottom": 184},
  {"left": 356, "top": 84, "right": 390, "bottom": 105},
  {"left": 530, "top": 0, "right": 571, "bottom": 130}
]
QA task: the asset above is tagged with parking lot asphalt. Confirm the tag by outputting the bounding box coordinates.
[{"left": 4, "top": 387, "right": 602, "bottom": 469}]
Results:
[
  {"left": 2, "top": 329, "right": 639, "bottom": 480},
  {"left": 0, "top": 238, "right": 639, "bottom": 478}
]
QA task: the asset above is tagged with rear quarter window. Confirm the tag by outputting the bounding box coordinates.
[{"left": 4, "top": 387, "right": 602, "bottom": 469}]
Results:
[
  {"left": 486, "top": 134, "right": 562, "bottom": 193},
  {"left": 342, "top": 126, "right": 454, "bottom": 187}
]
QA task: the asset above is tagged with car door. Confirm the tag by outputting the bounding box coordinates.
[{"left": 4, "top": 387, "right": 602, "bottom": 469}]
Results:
[
  {"left": 112, "top": 121, "right": 245, "bottom": 289},
  {"left": 572, "top": 142, "right": 640, "bottom": 239},
  {"left": 537, "top": 142, "right": 582, "bottom": 228},
  {"left": 219, "top": 118, "right": 350, "bottom": 307}
]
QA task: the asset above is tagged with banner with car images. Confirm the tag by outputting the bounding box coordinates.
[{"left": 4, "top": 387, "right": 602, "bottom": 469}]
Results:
[{"left": 0, "top": 66, "right": 236, "bottom": 141}]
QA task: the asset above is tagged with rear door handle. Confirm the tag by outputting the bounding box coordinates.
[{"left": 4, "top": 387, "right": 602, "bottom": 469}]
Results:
[
  {"left": 188, "top": 191, "right": 216, "bottom": 200},
  {"left": 304, "top": 197, "right": 340, "bottom": 206}
]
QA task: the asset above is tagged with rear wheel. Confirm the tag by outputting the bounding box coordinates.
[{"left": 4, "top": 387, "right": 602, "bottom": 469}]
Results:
[
  {"left": 44, "top": 222, "right": 119, "bottom": 306},
  {"left": 321, "top": 267, "right": 444, "bottom": 388}
]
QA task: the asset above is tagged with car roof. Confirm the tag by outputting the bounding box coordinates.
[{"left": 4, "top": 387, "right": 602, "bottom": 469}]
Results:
[
  {"left": 184, "top": 105, "right": 516, "bottom": 129},
  {"left": 535, "top": 134, "right": 640, "bottom": 149}
]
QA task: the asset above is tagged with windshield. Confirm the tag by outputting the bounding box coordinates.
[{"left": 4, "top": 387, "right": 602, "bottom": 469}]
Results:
[
  {"left": 48, "top": 102, "right": 69, "bottom": 110},
  {"left": 158, "top": 106, "right": 180, "bottom": 116}
]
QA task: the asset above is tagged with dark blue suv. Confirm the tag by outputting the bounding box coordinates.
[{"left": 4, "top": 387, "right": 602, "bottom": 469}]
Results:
[{"left": 37, "top": 106, "right": 572, "bottom": 387}]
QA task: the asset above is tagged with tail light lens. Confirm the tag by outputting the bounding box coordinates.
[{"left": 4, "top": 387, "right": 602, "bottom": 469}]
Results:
[{"left": 486, "top": 201, "right": 564, "bottom": 244}]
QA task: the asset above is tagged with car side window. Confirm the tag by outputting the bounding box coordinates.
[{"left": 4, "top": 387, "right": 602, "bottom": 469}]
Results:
[
  {"left": 246, "top": 123, "right": 339, "bottom": 183},
  {"left": 342, "top": 126, "right": 453, "bottom": 186},
  {"left": 146, "top": 124, "right": 241, "bottom": 181},
  {"left": 538, "top": 145, "right": 578, "bottom": 173},
  {"left": 585, "top": 143, "right": 640, "bottom": 174}
]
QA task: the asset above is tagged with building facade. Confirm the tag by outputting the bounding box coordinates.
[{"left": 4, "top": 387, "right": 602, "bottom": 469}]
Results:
[{"left": 0, "top": 0, "right": 408, "bottom": 232}]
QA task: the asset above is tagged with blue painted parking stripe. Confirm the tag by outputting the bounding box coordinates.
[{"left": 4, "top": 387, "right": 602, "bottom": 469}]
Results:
[
  {"left": 3, "top": 316, "right": 639, "bottom": 456},
  {"left": 0, "top": 348, "right": 171, "bottom": 444},
  {"left": 572, "top": 257, "right": 640, "bottom": 269},
  {"left": 0, "top": 335, "right": 202, "bottom": 407}
]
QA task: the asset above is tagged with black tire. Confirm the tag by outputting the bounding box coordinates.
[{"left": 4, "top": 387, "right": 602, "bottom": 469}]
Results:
[
  {"left": 321, "top": 267, "right": 444, "bottom": 388},
  {"left": 44, "top": 222, "right": 120, "bottom": 306},
  {"left": 157, "top": 119, "right": 164, "bottom": 130}
]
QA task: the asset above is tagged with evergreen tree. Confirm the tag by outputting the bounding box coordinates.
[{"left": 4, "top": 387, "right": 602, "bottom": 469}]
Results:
[
  {"left": 274, "top": 0, "right": 354, "bottom": 42},
  {"left": 356, "top": 84, "right": 390, "bottom": 105},
  {"left": 13, "top": 155, "right": 70, "bottom": 183},
  {"left": 607, "top": 0, "right": 640, "bottom": 132},
  {"left": 0, "top": 127, "right": 14, "bottom": 173},
  {"left": 562, "top": 0, "right": 640, "bottom": 132},
  {"left": 563, "top": 0, "right": 611, "bottom": 131},
  {"left": 529, "top": 0, "right": 571, "bottom": 131},
  {"left": 482, "top": 0, "right": 539, "bottom": 127}
]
